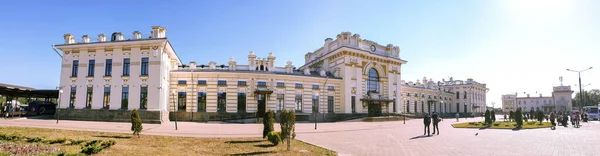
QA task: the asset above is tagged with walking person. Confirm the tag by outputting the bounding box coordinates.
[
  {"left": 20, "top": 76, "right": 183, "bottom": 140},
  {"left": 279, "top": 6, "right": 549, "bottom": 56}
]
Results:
[
  {"left": 455, "top": 112, "right": 459, "bottom": 122},
  {"left": 550, "top": 112, "right": 556, "bottom": 129},
  {"left": 424, "top": 113, "right": 431, "bottom": 136},
  {"left": 432, "top": 112, "right": 440, "bottom": 135}
]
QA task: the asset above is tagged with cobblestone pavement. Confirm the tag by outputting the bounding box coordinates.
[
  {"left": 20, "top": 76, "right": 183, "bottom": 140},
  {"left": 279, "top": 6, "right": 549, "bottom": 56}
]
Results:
[{"left": 1, "top": 116, "right": 599, "bottom": 156}]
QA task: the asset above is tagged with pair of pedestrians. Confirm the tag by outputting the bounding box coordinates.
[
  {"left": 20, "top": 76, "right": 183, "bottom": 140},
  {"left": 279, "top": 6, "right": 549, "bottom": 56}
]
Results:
[{"left": 424, "top": 112, "right": 440, "bottom": 136}]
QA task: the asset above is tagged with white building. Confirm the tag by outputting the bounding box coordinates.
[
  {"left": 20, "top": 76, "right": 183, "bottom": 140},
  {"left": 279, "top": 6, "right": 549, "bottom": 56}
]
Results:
[
  {"left": 501, "top": 85, "right": 574, "bottom": 113},
  {"left": 441, "top": 78, "right": 489, "bottom": 114}
]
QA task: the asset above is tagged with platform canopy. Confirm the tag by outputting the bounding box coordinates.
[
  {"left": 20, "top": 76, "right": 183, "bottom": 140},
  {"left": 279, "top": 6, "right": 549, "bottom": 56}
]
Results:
[{"left": 0, "top": 83, "right": 58, "bottom": 99}]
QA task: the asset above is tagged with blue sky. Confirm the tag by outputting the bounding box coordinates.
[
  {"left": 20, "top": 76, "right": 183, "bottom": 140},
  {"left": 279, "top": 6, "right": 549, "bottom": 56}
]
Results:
[{"left": 1, "top": 0, "right": 599, "bottom": 107}]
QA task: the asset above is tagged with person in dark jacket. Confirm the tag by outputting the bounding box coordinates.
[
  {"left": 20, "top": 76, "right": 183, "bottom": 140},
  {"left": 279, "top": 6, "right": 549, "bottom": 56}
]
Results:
[
  {"left": 424, "top": 113, "right": 431, "bottom": 136},
  {"left": 432, "top": 112, "right": 440, "bottom": 135}
]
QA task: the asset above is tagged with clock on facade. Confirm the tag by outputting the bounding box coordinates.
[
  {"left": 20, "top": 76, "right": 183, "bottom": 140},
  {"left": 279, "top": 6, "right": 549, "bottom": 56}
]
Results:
[{"left": 370, "top": 45, "right": 376, "bottom": 52}]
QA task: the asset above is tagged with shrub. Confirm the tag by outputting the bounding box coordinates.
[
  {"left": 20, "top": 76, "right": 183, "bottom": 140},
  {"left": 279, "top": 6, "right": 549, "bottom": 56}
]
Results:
[
  {"left": 58, "top": 152, "right": 87, "bottom": 156},
  {"left": 48, "top": 137, "right": 67, "bottom": 144},
  {"left": 263, "top": 110, "right": 275, "bottom": 138},
  {"left": 100, "top": 140, "right": 116, "bottom": 148},
  {"left": 536, "top": 111, "right": 545, "bottom": 124},
  {"left": 69, "top": 138, "right": 87, "bottom": 145},
  {"left": 81, "top": 143, "right": 104, "bottom": 155},
  {"left": 279, "top": 109, "right": 296, "bottom": 150},
  {"left": 266, "top": 131, "right": 281, "bottom": 146},
  {"left": 0, "top": 133, "right": 22, "bottom": 141},
  {"left": 491, "top": 111, "right": 496, "bottom": 122},
  {"left": 26, "top": 136, "right": 45, "bottom": 143},
  {"left": 131, "top": 109, "right": 143, "bottom": 138},
  {"left": 484, "top": 110, "right": 491, "bottom": 125},
  {"left": 515, "top": 108, "right": 523, "bottom": 127},
  {"left": 509, "top": 111, "right": 514, "bottom": 122},
  {"left": 493, "top": 123, "right": 500, "bottom": 126}
]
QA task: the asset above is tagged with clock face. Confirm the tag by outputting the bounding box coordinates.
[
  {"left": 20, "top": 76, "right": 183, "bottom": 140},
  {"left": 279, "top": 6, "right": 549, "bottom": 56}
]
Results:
[{"left": 370, "top": 45, "right": 376, "bottom": 52}]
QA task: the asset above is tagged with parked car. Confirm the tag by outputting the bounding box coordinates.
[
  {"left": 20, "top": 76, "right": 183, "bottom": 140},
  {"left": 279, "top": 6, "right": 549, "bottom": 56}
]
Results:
[{"left": 27, "top": 101, "right": 56, "bottom": 115}]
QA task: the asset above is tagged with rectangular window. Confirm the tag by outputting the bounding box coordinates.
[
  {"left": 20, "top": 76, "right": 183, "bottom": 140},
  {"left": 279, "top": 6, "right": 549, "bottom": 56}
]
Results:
[
  {"left": 351, "top": 96, "right": 356, "bottom": 113},
  {"left": 103, "top": 87, "right": 110, "bottom": 109},
  {"left": 87, "top": 60, "right": 95, "bottom": 76},
  {"left": 86, "top": 87, "right": 93, "bottom": 109},
  {"left": 122, "top": 58, "right": 130, "bottom": 76},
  {"left": 121, "top": 87, "right": 129, "bottom": 109},
  {"left": 277, "top": 82, "right": 285, "bottom": 87},
  {"left": 104, "top": 59, "right": 112, "bottom": 76},
  {"left": 258, "top": 81, "right": 266, "bottom": 87},
  {"left": 238, "top": 81, "right": 247, "bottom": 86},
  {"left": 295, "top": 83, "right": 303, "bottom": 88},
  {"left": 178, "top": 92, "right": 186, "bottom": 111},
  {"left": 277, "top": 94, "right": 284, "bottom": 111},
  {"left": 312, "top": 85, "right": 319, "bottom": 89},
  {"left": 415, "top": 101, "right": 418, "bottom": 113},
  {"left": 141, "top": 57, "right": 149, "bottom": 75},
  {"left": 218, "top": 80, "right": 227, "bottom": 85},
  {"left": 328, "top": 96, "right": 334, "bottom": 113},
  {"left": 406, "top": 100, "right": 410, "bottom": 113},
  {"left": 238, "top": 93, "right": 246, "bottom": 112},
  {"left": 295, "top": 94, "right": 303, "bottom": 112},
  {"left": 71, "top": 60, "right": 79, "bottom": 77},
  {"left": 178, "top": 80, "right": 187, "bottom": 85},
  {"left": 218, "top": 92, "right": 226, "bottom": 112},
  {"left": 198, "top": 80, "right": 207, "bottom": 85},
  {"left": 69, "top": 87, "right": 76, "bottom": 108},
  {"left": 198, "top": 92, "right": 206, "bottom": 112},
  {"left": 140, "top": 87, "right": 148, "bottom": 109},
  {"left": 328, "top": 86, "right": 334, "bottom": 90}
]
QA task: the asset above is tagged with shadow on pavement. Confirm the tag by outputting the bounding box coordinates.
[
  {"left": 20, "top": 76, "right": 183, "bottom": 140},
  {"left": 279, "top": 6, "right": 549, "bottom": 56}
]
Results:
[
  {"left": 225, "top": 140, "right": 263, "bottom": 144},
  {"left": 231, "top": 151, "right": 274, "bottom": 155},
  {"left": 409, "top": 135, "right": 432, "bottom": 140}
]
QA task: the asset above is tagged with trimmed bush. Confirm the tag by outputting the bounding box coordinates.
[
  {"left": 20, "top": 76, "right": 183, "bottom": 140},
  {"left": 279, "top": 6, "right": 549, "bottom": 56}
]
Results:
[
  {"left": 509, "top": 111, "right": 514, "bottom": 122},
  {"left": 48, "top": 137, "right": 67, "bottom": 144},
  {"left": 26, "top": 136, "right": 45, "bottom": 143},
  {"left": 484, "top": 110, "right": 491, "bottom": 125},
  {"left": 69, "top": 138, "right": 87, "bottom": 145},
  {"left": 263, "top": 110, "right": 275, "bottom": 138},
  {"left": 100, "top": 140, "right": 116, "bottom": 148},
  {"left": 81, "top": 143, "right": 104, "bottom": 155},
  {"left": 266, "top": 131, "right": 282, "bottom": 146},
  {"left": 536, "top": 111, "right": 545, "bottom": 124},
  {"left": 491, "top": 111, "right": 496, "bottom": 122},
  {"left": 515, "top": 108, "right": 523, "bottom": 128},
  {"left": 131, "top": 109, "right": 143, "bottom": 138}
]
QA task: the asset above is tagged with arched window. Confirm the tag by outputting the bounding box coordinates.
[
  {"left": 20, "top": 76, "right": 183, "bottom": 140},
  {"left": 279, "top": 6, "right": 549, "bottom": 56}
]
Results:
[
  {"left": 464, "top": 91, "right": 467, "bottom": 99},
  {"left": 456, "top": 91, "right": 460, "bottom": 99},
  {"left": 367, "top": 68, "right": 379, "bottom": 93}
]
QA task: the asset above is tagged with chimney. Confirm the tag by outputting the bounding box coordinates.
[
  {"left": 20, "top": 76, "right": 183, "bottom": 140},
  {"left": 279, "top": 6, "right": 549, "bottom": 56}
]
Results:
[
  {"left": 82, "top": 35, "right": 90, "bottom": 43},
  {"left": 151, "top": 26, "right": 167, "bottom": 38},
  {"left": 189, "top": 62, "right": 197, "bottom": 69},
  {"left": 133, "top": 31, "right": 142, "bottom": 40},
  {"left": 63, "top": 34, "right": 75, "bottom": 44},
  {"left": 98, "top": 34, "right": 106, "bottom": 42}
]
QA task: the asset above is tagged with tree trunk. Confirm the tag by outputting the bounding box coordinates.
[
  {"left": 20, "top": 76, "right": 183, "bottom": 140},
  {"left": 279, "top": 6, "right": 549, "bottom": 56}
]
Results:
[{"left": 287, "top": 134, "right": 291, "bottom": 151}]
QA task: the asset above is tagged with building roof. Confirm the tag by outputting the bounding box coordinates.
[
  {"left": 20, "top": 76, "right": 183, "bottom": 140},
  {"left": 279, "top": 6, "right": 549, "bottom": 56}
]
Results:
[
  {"left": 0, "top": 83, "right": 58, "bottom": 98},
  {"left": 171, "top": 68, "right": 342, "bottom": 79}
]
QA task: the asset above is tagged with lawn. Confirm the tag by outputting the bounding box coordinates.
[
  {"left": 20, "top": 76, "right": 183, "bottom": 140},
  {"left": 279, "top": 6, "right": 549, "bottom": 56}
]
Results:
[
  {"left": 452, "top": 121, "right": 553, "bottom": 129},
  {"left": 0, "top": 127, "right": 336, "bottom": 156}
]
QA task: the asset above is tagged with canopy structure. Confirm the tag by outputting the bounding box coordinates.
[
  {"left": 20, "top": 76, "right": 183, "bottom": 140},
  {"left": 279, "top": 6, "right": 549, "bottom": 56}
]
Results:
[{"left": 0, "top": 83, "right": 58, "bottom": 99}]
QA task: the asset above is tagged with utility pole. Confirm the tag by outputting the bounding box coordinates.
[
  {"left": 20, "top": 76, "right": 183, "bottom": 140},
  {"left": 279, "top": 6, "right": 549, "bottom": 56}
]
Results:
[{"left": 567, "top": 67, "right": 593, "bottom": 112}]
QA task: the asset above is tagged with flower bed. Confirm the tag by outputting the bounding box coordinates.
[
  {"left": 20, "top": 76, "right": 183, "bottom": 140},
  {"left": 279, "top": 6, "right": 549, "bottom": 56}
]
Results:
[{"left": 0, "top": 141, "right": 61, "bottom": 155}]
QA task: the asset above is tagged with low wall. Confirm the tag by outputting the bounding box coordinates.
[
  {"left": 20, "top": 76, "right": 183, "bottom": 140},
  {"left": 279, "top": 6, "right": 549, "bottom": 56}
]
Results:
[{"left": 55, "top": 109, "right": 162, "bottom": 124}]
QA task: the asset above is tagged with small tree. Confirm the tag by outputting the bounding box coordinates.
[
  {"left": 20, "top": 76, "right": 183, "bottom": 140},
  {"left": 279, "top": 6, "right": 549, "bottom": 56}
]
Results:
[
  {"left": 491, "top": 110, "right": 496, "bottom": 123},
  {"left": 131, "top": 109, "right": 143, "bottom": 138},
  {"left": 279, "top": 109, "right": 296, "bottom": 151},
  {"left": 530, "top": 109, "right": 535, "bottom": 118},
  {"left": 536, "top": 111, "right": 545, "bottom": 125},
  {"left": 263, "top": 110, "right": 275, "bottom": 138},
  {"left": 484, "top": 110, "right": 491, "bottom": 125},
  {"left": 515, "top": 108, "right": 523, "bottom": 128},
  {"left": 509, "top": 111, "right": 514, "bottom": 122}
]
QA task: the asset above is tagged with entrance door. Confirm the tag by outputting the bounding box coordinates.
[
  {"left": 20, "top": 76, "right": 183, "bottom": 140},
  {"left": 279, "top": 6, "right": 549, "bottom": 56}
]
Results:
[
  {"left": 257, "top": 94, "right": 266, "bottom": 117},
  {"left": 368, "top": 102, "right": 382, "bottom": 117}
]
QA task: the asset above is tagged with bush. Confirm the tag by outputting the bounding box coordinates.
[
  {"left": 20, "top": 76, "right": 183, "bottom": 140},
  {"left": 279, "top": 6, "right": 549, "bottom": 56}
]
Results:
[
  {"left": 131, "top": 109, "right": 143, "bottom": 138},
  {"left": 100, "top": 140, "right": 116, "bottom": 148},
  {"left": 58, "top": 152, "right": 87, "bottom": 156},
  {"left": 536, "top": 111, "right": 545, "bottom": 124},
  {"left": 26, "top": 137, "right": 45, "bottom": 143},
  {"left": 484, "top": 110, "right": 491, "bottom": 125},
  {"left": 263, "top": 110, "right": 275, "bottom": 138},
  {"left": 509, "top": 111, "right": 514, "bottom": 122},
  {"left": 48, "top": 137, "right": 67, "bottom": 144},
  {"left": 266, "top": 131, "right": 282, "bottom": 146},
  {"left": 491, "top": 111, "right": 496, "bottom": 122},
  {"left": 0, "top": 133, "right": 22, "bottom": 141},
  {"left": 515, "top": 108, "right": 523, "bottom": 127},
  {"left": 81, "top": 143, "right": 104, "bottom": 155},
  {"left": 69, "top": 138, "right": 87, "bottom": 145}
]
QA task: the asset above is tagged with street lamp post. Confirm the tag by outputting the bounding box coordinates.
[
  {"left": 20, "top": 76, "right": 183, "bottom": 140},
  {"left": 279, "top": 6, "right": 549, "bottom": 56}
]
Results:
[
  {"left": 314, "top": 92, "right": 319, "bottom": 130},
  {"left": 56, "top": 89, "right": 63, "bottom": 124},
  {"left": 567, "top": 67, "right": 593, "bottom": 112},
  {"left": 171, "top": 90, "right": 178, "bottom": 130}
]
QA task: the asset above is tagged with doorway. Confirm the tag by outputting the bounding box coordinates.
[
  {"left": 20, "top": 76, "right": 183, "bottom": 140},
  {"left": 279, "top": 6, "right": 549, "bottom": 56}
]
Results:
[{"left": 257, "top": 93, "right": 266, "bottom": 117}]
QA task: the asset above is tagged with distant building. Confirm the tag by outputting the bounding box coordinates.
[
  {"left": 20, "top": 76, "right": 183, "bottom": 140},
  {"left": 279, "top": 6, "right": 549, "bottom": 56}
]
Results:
[
  {"left": 501, "top": 85, "right": 574, "bottom": 113},
  {"left": 441, "top": 78, "right": 489, "bottom": 114}
]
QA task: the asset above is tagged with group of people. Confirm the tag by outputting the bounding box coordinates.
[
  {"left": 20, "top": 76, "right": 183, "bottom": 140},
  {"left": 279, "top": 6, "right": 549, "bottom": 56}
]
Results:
[
  {"left": 423, "top": 112, "right": 441, "bottom": 136},
  {"left": 549, "top": 111, "right": 587, "bottom": 128}
]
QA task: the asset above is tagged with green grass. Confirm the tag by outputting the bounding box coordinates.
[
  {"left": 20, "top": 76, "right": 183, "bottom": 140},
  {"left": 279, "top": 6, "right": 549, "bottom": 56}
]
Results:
[
  {"left": 0, "top": 127, "right": 336, "bottom": 156},
  {"left": 452, "top": 121, "right": 552, "bottom": 129}
]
